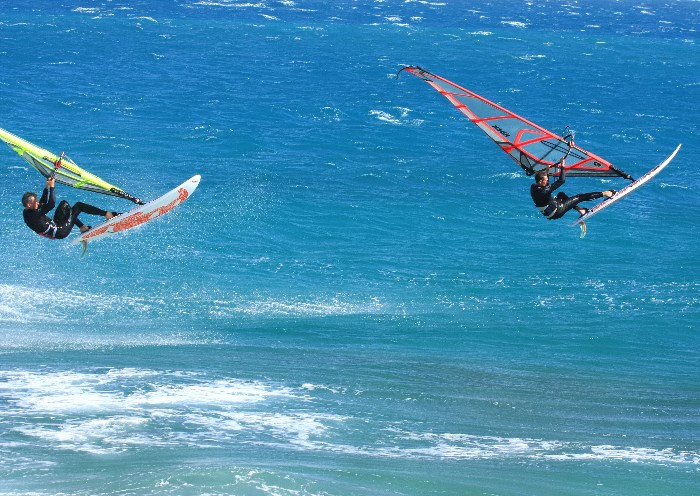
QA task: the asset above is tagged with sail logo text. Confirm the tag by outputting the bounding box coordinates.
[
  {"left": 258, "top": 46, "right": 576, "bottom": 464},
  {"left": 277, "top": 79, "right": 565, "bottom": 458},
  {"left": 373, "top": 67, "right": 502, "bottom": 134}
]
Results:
[{"left": 493, "top": 125, "right": 510, "bottom": 137}]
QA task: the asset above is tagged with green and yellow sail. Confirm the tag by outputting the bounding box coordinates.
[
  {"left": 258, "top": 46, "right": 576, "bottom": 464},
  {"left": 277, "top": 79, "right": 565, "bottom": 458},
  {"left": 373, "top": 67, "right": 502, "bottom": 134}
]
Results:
[{"left": 0, "top": 127, "right": 142, "bottom": 204}]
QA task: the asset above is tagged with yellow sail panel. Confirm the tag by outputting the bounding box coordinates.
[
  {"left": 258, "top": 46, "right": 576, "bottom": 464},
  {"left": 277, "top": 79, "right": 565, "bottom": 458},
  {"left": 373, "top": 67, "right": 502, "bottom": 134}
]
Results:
[{"left": 0, "top": 127, "right": 127, "bottom": 198}]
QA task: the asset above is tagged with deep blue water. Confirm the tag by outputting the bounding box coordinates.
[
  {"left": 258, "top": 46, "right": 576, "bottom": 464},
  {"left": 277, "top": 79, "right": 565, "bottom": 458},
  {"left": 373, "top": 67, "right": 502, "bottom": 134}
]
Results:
[{"left": 0, "top": 1, "right": 698, "bottom": 495}]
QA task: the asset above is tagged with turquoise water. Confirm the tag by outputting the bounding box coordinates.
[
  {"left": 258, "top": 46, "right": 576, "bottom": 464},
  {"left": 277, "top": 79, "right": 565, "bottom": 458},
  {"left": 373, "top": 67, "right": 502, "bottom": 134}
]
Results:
[{"left": 0, "top": 1, "right": 698, "bottom": 495}]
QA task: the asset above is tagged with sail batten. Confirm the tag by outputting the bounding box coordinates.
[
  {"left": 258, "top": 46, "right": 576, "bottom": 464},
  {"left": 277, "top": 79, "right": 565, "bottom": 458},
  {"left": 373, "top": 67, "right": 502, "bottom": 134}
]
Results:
[{"left": 401, "top": 66, "right": 633, "bottom": 179}]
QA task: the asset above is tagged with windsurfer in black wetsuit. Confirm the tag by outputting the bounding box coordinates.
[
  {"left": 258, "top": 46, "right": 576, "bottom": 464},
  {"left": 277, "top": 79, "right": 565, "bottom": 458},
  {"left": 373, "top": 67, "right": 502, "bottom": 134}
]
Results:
[
  {"left": 531, "top": 159, "right": 615, "bottom": 220},
  {"left": 22, "top": 177, "right": 120, "bottom": 239}
]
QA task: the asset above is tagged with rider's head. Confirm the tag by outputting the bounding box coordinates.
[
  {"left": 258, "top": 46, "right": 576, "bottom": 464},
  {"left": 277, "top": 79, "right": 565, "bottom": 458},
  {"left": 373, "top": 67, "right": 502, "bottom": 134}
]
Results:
[
  {"left": 534, "top": 170, "right": 548, "bottom": 185},
  {"left": 21, "top": 192, "right": 38, "bottom": 208}
]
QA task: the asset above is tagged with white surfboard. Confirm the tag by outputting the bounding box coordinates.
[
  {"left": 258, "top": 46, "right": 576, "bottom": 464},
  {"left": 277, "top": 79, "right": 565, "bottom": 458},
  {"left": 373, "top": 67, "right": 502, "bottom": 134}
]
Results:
[
  {"left": 573, "top": 144, "right": 681, "bottom": 227},
  {"left": 72, "top": 175, "right": 201, "bottom": 247}
]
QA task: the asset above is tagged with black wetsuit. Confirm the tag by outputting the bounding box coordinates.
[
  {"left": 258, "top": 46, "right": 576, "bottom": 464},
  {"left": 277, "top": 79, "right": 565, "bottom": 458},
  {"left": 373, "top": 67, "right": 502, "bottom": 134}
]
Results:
[
  {"left": 23, "top": 187, "right": 108, "bottom": 239},
  {"left": 530, "top": 168, "right": 605, "bottom": 220}
]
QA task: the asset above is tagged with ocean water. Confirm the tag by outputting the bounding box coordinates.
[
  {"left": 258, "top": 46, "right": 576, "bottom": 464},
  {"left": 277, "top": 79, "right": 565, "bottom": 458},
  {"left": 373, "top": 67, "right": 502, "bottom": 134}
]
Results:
[{"left": 0, "top": 1, "right": 698, "bottom": 495}]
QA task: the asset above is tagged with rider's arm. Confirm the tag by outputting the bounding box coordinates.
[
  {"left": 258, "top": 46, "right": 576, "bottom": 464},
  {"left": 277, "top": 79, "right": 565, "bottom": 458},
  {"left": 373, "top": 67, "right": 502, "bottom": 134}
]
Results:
[
  {"left": 38, "top": 178, "right": 56, "bottom": 214},
  {"left": 548, "top": 159, "right": 566, "bottom": 192}
]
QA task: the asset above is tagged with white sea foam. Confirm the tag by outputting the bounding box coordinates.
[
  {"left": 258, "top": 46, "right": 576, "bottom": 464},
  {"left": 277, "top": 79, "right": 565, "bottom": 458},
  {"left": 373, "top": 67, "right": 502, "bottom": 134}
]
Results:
[
  {"left": 369, "top": 108, "right": 422, "bottom": 126},
  {"left": 541, "top": 445, "right": 700, "bottom": 464},
  {"left": 2, "top": 369, "right": 696, "bottom": 465},
  {"left": 0, "top": 282, "right": 386, "bottom": 346},
  {"left": 214, "top": 295, "right": 386, "bottom": 317},
  {"left": 490, "top": 172, "right": 522, "bottom": 181},
  {"left": 501, "top": 20, "right": 528, "bottom": 29},
  {"left": 519, "top": 54, "right": 546, "bottom": 61},
  {"left": 133, "top": 380, "right": 300, "bottom": 407},
  {"left": 659, "top": 183, "right": 690, "bottom": 190},
  {"left": 369, "top": 109, "right": 402, "bottom": 125},
  {"left": 383, "top": 432, "right": 700, "bottom": 464},
  {"left": 192, "top": 1, "right": 265, "bottom": 7},
  {"left": 0, "top": 369, "right": 299, "bottom": 413},
  {"left": 15, "top": 416, "right": 151, "bottom": 454},
  {"left": 0, "top": 368, "right": 319, "bottom": 454},
  {"left": 404, "top": 433, "right": 559, "bottom": 459},
  {"left": 73, "top": 7, "right": 101, "bottom": 14},
  {"left": 404, "top": 0, "right": 446, "bottom": 5},
  {"left": 0, "top": 283, "right": 155, "bottom": 324},
  {"left": 314, "top": 106, "right": 344, "bottom": 122}
]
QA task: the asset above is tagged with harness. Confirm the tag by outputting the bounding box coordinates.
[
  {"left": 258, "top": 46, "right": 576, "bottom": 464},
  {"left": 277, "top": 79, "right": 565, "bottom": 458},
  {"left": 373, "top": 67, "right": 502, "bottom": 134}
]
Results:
[
  {"left": 35, "top": 206, "right": 71, "bottom": 239},
  {"left": 538, "top": 202, "right": 559, "bottom": 219},
  {"left": 37, "top": 222, "right": 58, "bottom": 239}
]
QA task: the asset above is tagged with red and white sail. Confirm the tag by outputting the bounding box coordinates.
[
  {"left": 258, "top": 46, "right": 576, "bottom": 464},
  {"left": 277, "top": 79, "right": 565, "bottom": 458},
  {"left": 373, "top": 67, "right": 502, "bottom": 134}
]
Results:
[{"left": 401, "top": 66, "right": 633, "bottom": 179}]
